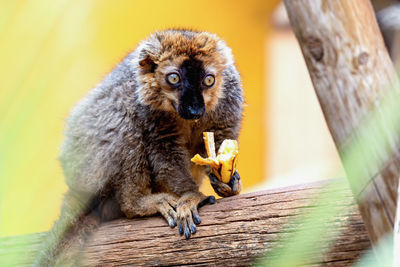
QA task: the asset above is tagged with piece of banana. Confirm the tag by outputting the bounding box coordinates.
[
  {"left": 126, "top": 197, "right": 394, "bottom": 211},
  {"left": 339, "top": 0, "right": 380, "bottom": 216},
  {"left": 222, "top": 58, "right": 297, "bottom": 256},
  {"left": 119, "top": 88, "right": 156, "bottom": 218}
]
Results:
[{"left": 191, "top": 132, "right": 239, "bottom": 183}]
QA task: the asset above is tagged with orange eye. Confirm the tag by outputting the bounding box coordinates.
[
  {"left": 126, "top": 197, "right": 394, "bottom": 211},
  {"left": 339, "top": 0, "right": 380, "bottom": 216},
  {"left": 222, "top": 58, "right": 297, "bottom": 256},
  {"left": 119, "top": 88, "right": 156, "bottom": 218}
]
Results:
[
  {"left": 166, "top": 73, "right": 180, "bottom": 85},
  {"left": 203, "top": 75, "right": 215, "bottom": 87}
]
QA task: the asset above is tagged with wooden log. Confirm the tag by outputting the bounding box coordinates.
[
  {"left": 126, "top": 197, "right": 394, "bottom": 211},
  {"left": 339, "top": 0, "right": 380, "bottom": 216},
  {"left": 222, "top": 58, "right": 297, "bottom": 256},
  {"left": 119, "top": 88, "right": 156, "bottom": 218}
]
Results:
[
  {"left": 283, "top": 0, "right": 400, "bottom": 247},
  {"left": 0, "top": 181, "right": 370, "bottom": 266}
]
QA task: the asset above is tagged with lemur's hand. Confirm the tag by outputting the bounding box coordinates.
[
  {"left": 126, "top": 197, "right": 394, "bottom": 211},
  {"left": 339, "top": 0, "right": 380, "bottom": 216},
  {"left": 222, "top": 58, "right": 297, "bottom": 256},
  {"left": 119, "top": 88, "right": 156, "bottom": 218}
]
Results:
[
  {"left": 176, "top": 192, "right": 215, "bottom": 239},
  {"left": 191, "top": 132, "right": 239, "bottom": 184},
  {"left": 154, "top": 194, "right": 179, "bottom": 228},
  {"left": 209, "top": 170, "right": 241, "bottom": 197}
]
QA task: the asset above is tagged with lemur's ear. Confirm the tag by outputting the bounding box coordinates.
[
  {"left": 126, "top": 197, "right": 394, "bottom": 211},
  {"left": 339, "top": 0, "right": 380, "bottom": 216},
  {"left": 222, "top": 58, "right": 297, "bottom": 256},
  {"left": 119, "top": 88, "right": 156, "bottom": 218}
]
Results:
[
  {"left": 139, "top": 55, "right": 157, "bottom": 73},
  {"left": 138, "top": 35, "right": 162, "bottom": 73}
]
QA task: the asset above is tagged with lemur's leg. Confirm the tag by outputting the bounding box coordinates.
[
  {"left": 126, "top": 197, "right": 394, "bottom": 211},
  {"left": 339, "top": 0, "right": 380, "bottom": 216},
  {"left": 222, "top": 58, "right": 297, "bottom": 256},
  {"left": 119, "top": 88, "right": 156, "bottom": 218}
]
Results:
[
  {"left": 148, "top": 140, "right": 215, "bottom": 238},
  {"left": 117, "top": 188, "right": 179, "bottom": 228}
]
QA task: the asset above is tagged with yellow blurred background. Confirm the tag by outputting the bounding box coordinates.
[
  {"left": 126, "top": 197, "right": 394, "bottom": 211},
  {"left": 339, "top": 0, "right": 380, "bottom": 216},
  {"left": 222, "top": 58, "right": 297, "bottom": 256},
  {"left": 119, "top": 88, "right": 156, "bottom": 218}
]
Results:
[{"left": 0, "top": 0, "right": 344, "bottom": 237}]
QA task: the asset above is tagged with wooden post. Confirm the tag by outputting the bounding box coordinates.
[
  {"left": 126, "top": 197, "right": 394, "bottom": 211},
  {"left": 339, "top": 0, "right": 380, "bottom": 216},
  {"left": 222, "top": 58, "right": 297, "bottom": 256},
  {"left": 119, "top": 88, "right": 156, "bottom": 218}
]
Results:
[
  {"left": 283, "top": 0, "right": 400, "bottom": 248},
  {"left": 0, "top": 182, "right": 369, "bottom": 266}
]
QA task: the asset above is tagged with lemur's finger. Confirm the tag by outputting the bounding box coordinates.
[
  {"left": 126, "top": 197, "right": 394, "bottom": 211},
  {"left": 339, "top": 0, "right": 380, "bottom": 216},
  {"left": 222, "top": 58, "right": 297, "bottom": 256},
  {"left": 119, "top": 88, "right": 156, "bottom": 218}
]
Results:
[
  {"left": 159, "top": 202, "right": 177, "bottom": 228},
  {"left": 191, "top": 208, "right": 201, "bottom": 225},
  {"left": 229, "top": 171, "right": 241, "bottom": 194},
  {"left": 167, "top": 217, "right": 176, "bottom": 228},
  {"left": 178, "top": 220, "right": 184, "bottom": 235},
  {"left": 178, "top": 213, "right": 186, "bottom": 236},
  {"left": 167, "top": 209, "right": 177, "bottom": 228},
  {"left": 183, "top": 217, "right": 191, "bottom": 239},
  {"left": 209, "top": 174, "right": 226, "bottom": 193},
  {"left": 167, "top": 196, "right": 178, "bottom": 209},
  {"left": 209, "top": 173, "right": 237, "bottom": 197},
  {"left": 187, "top": 214, "right": 197, "bottom": 234}
]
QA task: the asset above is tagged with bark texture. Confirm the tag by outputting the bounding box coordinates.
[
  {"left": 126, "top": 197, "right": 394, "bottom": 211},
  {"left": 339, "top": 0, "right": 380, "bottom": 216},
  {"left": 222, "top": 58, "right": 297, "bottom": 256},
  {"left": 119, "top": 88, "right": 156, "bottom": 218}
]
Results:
[{"left": 0, "top": 182, "right": 370, "bottom": 266}]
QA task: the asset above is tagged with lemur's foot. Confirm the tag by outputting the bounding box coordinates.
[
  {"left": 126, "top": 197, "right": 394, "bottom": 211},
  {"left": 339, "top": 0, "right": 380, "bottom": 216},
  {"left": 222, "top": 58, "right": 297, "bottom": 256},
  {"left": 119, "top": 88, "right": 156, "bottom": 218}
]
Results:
[
  {"left": 209, "top": 170, "right": 241, "bottom": 197},
  {"left": 156, "top": 194, "right": 179, "bottom": 228},
  {"left": 176, "top": 193, "right": 215, "bottom": 239}
]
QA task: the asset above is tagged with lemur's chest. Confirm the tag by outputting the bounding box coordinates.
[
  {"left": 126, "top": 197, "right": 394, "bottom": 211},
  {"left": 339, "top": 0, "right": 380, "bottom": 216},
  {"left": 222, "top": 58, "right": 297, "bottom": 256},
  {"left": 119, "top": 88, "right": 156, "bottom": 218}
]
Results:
[
  {"left": 175, "top": 122, "right": 209, "bottom": 185},
  {"left": 177, "top": 121, "right": 207, "bottom": 157}
]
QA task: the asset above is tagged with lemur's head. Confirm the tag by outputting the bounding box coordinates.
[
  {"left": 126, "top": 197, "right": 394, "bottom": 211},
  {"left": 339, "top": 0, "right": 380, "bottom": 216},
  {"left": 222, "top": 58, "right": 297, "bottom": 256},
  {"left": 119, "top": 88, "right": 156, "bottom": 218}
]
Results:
[{"left": 134, "top": 29, "right": 235, "bottom": 120}]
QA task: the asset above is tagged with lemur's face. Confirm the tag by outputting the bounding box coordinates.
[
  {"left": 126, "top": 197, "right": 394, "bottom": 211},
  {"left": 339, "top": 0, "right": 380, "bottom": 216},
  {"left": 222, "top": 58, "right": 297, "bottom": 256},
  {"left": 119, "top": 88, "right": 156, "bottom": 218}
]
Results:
[
  {"left": 156, "top": 56, "right": 220, "bottom": 120},
  {"left": 136, "top": 30, "right": 232, "bottom": 120}
]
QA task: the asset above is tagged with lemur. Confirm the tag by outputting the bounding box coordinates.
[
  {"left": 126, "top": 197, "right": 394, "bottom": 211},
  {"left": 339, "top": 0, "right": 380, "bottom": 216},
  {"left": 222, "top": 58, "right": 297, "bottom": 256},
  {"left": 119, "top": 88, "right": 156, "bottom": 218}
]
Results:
[{"left": 34, "top": 29, "right": 244, "bottom": 266}]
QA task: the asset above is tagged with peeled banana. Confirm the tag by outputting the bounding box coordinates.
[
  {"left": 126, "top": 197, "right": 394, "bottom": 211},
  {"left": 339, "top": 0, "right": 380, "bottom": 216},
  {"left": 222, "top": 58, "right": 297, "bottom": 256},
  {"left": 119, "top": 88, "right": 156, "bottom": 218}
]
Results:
[{"left": 191, "top": 132, "right": 239, "bottom": 183}]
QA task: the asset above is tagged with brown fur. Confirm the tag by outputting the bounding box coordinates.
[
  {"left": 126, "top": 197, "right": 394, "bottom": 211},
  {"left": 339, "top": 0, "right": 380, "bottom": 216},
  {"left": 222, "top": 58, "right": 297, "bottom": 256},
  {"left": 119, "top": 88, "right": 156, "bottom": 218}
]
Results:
[
  {"left": 137, "top": 31, "right": 226, "bottom": 113},
  {"left": 34, "top": 29, "right": 243, "bottom": 266}
]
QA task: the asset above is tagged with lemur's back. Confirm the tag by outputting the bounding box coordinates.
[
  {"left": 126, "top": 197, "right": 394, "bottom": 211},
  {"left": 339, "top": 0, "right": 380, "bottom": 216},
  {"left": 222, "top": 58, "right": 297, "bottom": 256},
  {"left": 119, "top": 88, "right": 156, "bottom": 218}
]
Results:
[{"left": 60, "top": 54, "right": 139, "bottom": 195}]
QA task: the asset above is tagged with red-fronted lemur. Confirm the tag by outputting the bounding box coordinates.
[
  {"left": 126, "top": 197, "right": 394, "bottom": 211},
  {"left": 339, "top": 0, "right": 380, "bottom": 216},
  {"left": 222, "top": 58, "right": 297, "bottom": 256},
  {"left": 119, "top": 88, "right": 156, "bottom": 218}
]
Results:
[{"left": 34, "top": 29, "right": 243, "bottom": 266}]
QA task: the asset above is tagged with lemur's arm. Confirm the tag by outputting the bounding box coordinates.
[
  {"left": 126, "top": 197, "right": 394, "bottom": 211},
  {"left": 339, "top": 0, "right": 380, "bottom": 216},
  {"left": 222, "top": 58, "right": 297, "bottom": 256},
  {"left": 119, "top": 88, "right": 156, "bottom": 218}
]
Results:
[
  {"left": 207, "top": 124, "right": 242, "bottom": 197},
  {"left": 117, "top": 137, "right": 214, "bottom": 238}
]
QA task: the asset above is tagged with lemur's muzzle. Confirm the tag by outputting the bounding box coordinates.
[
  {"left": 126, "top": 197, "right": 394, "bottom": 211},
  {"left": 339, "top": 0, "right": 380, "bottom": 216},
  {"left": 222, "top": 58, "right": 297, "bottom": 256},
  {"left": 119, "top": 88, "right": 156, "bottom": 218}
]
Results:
[{"left": 178, "top": 88, "right": 205, "bottom": 120}]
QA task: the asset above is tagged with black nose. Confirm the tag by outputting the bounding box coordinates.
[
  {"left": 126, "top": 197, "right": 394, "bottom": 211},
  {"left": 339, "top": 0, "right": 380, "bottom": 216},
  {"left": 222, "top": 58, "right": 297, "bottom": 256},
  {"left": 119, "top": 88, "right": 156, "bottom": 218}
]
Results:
[
  {"left": 178, "top": 87, "right": 206, "bottom": 120},
  {"left": 186, "top": 106, "right": 205, "bottom": 120},
  {"left": 179, "top": 105, "right": 205, "bottom": 120}
]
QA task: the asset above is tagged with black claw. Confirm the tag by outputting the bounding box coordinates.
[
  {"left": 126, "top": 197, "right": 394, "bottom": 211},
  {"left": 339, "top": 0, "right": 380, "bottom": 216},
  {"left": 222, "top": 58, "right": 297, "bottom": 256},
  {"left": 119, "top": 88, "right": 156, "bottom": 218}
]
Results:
[
  {"left": 168, "top": 218, "right": 177, "bottom": 228},
  {"left": 193, "top": 214, "right": 201, "bottom": 225},
  {"left": 190, "top": 224, "right": 197, "bottom": 234},
  {"left": 179, "top": 222, "right": 183, "bottom": 235},
  {"left": 184, "top": 228, "right": 191, "bottom": 239}
]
